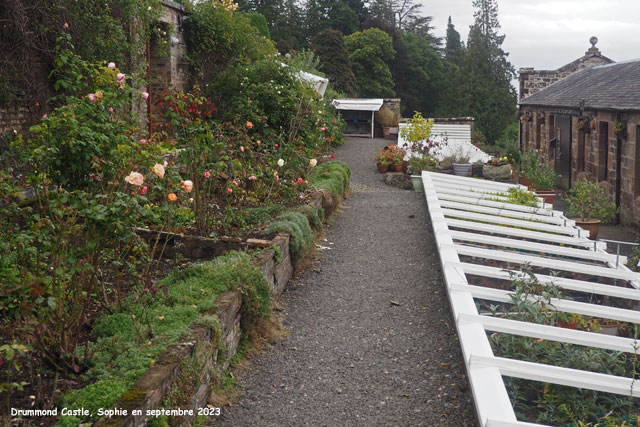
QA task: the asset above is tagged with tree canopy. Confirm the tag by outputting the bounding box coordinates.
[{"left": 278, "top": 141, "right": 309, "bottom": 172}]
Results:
[{"left": 237, "top": 0, "right": 518, "bottom": 144}]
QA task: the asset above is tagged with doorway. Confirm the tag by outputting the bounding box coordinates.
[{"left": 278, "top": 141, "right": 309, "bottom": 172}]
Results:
[{"left": 555, "top": 115, "right": 572, "bottom": 190}]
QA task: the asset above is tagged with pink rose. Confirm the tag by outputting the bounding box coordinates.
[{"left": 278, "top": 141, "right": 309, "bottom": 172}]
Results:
[
  {"left": 88, "top": 93, "right": 97, "bottom": 102},
  {"left": 249, "top": 175, "right": 257, "bottom": 180},
  {"left": 227, "top": 188, "right": 233, "bottom": 194},
  {"left": 109, "top": 107, "right": 114, "bottom": 112},
  {"left": 43, "top": 114, "right": 48, "bottom": 118},
  {"left": 204, "top": 171, "right": 211, "bottom": 179},
  {"left": 141, "top": 92, "right": 149, "bottom": 100},
  {"left": 181, "top": 180, "right": 193, "bottom": 193},
  {"left": 124, "top": 171, "right": 144, "bottom": 186},
  {"left": 108, "top": 62, "right": 116, "bottom": 70},
  {"left": 64, "top": 22, "right": 69, "bottom": 29},
  {"left": 141, "top": 186, "right": 148, "bottom": 195},
  {"left": 296, "top": 178, "right": 303, "bottom": 184},
  {"left": 117, "top": 73, "right": 126, "bottom": 84},
  {"left": 321, "top": 127, "right": 326, "bottom": 132},
  {"left": 140, "top": 139, "right": 147, "bottom": 144},
  {"left": 240, "top": 146, "right": 245, "bottom": 152},
  {"left": 334, "top": 126, "right": 339, "bottom": 130}
]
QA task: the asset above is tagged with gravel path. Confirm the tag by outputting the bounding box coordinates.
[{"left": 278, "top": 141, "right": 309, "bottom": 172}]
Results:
[{"left": 213, "top": 137, "right": 478, "bottom": 426}]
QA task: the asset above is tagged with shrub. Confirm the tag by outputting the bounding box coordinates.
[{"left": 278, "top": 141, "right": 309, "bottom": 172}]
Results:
[
  {"left": 297, "top": 204, "right": 323, "bottom": 231},
  {"left": 309, "top": 161, "right": 351, "bottom": 196},
  {"left": 262, "top": 212, "right": 312, "bottom": 261}
]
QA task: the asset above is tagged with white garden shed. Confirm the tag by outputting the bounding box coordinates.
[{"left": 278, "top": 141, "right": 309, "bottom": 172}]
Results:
[{"left": 331, "top": 98, "right": 383, "bottom": 138}]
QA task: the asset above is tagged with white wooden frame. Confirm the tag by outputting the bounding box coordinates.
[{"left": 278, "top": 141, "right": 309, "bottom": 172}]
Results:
[{"left": 422, "top": 171, "right": 640, "bottom": 427}]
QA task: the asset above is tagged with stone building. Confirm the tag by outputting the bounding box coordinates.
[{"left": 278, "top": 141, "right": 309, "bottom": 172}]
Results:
[
  {"left": 518, "top": 37, "right": 613, "bottom": 100},
  {"left": 519, "top": 59, "right": 640, "bottom": 226}
]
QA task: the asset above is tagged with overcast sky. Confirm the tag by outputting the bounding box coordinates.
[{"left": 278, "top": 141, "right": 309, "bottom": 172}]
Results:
[{"left": 422, "top": 0, "right": 640, "bottom": 75}]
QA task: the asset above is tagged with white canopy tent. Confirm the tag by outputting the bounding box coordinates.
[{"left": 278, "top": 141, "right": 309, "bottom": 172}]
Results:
[
  {"left": 331, "top": 98, "right": 384, "bottom": 138},
  {"left": 297, "top": 70, "right": 329, "bottom": 96}
]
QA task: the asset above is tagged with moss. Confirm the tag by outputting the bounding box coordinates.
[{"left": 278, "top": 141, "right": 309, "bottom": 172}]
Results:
[
  {"left": 297, "top": 204, "right": 322, "bottom": 231},
  {"left": 308, "top": 161, "right": 351, "bottom": 196},
  {"left": 58, "top": 252, "right": 270, "bottom": 426},
  {"left": 262, "top": 212, "right": 312, "bottom": 261}
]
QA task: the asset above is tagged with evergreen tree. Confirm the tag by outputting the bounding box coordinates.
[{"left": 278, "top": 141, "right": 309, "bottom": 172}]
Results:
[
  {"left": 311, "top": 29, "right": 357, "bottom": 96},
  {"left": 461, "top": 0, "right": 516, "bottom": 143},
  {"left": 344, "top": 28, "right": 396, "bottom": 97},
  {"left": 444, "top": 16, "right": 463, "bottom": 65}
]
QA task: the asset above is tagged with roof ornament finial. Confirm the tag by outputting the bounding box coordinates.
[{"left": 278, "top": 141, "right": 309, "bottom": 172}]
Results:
[{"left": 590, "top": 36, "right": 598, "bottom": 47}]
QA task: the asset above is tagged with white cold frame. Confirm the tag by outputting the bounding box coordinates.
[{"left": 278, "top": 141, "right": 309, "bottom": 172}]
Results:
[{"left": 421, "top": 171, "right": 640, "bottom": 427}]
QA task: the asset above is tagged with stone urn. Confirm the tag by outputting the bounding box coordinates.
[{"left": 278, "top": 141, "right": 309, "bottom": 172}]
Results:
[{"left": 482, "top": 164, "right": 512, "bottom": 180}]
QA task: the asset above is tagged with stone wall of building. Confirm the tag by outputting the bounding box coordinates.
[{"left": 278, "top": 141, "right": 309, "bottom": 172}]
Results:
[
  {"left": 519, "top": 42, "right": 613, "bottom": 100},
  {"left": 520, "top": 106, "right": 640, "bottom": 226},
  {"left": 149, "top": 0, "right": 190, "bottom": 131}
]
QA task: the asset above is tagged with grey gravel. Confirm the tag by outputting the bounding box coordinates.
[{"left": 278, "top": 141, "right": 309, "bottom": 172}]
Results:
[{"left": 212, "top": 137, "right": 478, "bottom": 427}]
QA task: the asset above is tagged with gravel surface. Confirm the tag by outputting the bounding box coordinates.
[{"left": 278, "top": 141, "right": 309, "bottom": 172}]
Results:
[{"left": 212, "top": 137, "right": 478, "bottom": 426}]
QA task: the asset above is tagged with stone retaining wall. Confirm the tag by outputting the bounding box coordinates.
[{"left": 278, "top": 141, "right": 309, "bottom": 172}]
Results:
[{"left": 94, "top": 192, "right": 340, "bottom": 426}]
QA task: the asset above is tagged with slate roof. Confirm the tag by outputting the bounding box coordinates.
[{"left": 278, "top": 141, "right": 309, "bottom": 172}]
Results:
[{"left": 520, "top": 59, "right": 640, "bottom": 112}]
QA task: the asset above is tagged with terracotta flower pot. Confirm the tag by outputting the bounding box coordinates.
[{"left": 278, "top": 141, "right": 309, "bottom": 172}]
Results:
[
  {"left": 377, "top": 163, "right": 389, "bottom": 173},
  {"left": 534, "top": 189, "right": 556, "bottom": 208},
  {"left": 574, "top": 218, "right": 601, "bottom": 240},
  {"left": 518, "top": 175, "right": 535, "bottom": 191},
  {"left": 390, "top": 163, "right": 403, "bottom": 172}
]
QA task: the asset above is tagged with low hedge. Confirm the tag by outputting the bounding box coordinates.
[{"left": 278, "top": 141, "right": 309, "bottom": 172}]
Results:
[
  {"left": 57, "top": 252, "right": 270, "bottom": 426},
  {"left": 308, "top": 161, "right": 351, "bottom": 196}
]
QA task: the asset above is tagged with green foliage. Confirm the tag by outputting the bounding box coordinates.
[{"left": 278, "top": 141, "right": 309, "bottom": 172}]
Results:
[
  {"left": 185, "top": 2, "right": 276, "bottom": 84},
  {"left": 400, "top": 111, "right": 434, "bottom": 144},
  {"left": 206, "top": 58, "right": 302, "bottom": 136},
  {"left": 297, "top": 204, "right": 323, "bottom": 231},
  {"left": 59, "top": 252, "right": 270, "bottom": 425},
  {"left": 57, "top": 380, "right": 129, "bottom": 426},
  {"left": 520, "top": 150, "right": 559, "bottom": 190},
  {"left": 344, "top": 28, "right": 396, "bottom": 97},
  {"left": 566, "top": 179, "right": 618, "bottom": 223},
  {"left": 308, "top": 161, "right": 351, "bottom": 196},
  {"left": 490, "top": 265, "right": 639, "bottom": 425},
  {"left": 497, "top": 187, "right": 539, "bottom": 208},
  {"left": 0, "top": 343, "right": 29, "bottom": 394},
  {"left": 263, "top": 212, "right": 313, "bottom": 261},
  {"left": 444, "top": 16, "right": 463, "bottom": 65},
  {"left": 495, "top": 122, "right": 521, "bottom": 166},
  {"left": 311, "top": 29, "right": 358, "bottom": 97},
  {"left": 459, "top": 0, "right": 517, "bottom": 143},
  {"left": 244, "top": 12, "right": 271, "bottom": 38}
]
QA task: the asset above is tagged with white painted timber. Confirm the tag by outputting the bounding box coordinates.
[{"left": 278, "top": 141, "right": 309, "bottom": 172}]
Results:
[
  {"left": 461, "top": 263, "right": 640, "bottom": 297},
  {"left": 470, "top": 355, "right": 640, "bottom": 398},
  {"left": 421, "top": 170, "right": 640, "bottom": 427},
  {"left": 441, "top": 200, "right": 566, "bottom": 225},
  {"left": 451, "top": 284, "right": 640, "bottom": 324},
  {"left": 442, "top": 208, "right": 579, "bottom": 236},
  {"left": 450, "top": 230, "right": 621, "bottom": 264},
  {"left": 453, "top": 244, "right": 640, "bottom": 282},
  {"left": 445, "top": 218, "right": 595, "bottom": 249},
  {"left": 435, "top": 193, "right": 550, "bottom": 215}
]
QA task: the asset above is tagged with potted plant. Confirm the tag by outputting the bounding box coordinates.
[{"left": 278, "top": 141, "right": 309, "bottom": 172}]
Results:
[
  {"left": 376, "top": 106, "right": 401, "bottom": 137},
  {"left": 376, "top": 150, "right": 391, "bottom": 173},
  {"left": 482, "top": 156, "right": 512, "bottom": 180},
  {"left": 565, "top": 178, "right": 618, "bottom": 240},
  {"left": 531, "top": 162, "right": 559, "bottom": 207},
  {"left": 451, "top": 147, "right": 471, "bottom": 177},
  {"left": 408, "top": 156, "right": 437, "bottom": 192},
  {"left": 385, "top": 144, "right": 406, "bottom": 172}
]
